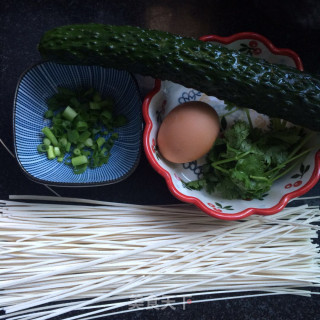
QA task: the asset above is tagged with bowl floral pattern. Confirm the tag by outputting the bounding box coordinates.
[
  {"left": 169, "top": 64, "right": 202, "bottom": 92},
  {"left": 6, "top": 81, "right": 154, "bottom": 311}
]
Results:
[{"left": 143, "top": 32, "right": 320, "bottom": 220}]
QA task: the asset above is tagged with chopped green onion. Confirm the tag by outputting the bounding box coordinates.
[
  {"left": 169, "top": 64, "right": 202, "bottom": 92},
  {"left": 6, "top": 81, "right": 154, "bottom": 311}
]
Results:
[
  {"left": 67, "top": 130, "right": 79, "bottom": 144},
  {"left": 70, "top": 97, "right": 80, "bottom": 108},
  {"left": 82, "top": 150, "right": 91, "bottom": 157},
  {"left": 37, "top": 144, "right": 49, "bottom": 153},
  {"left": 66, "top": 142, "right": 71, "bottom": 152},
  {"left": 92, "top": 128, "right": 100, "bottom": 136},
  {"left": 76, "top": 121, "right": 88, "bottom": 132},
  {"left": 47, "top": 145, "right": 55, "bottom": 160},
  {"left": 44, "top": 110, "right": 54, "bottom": 119},
  {"left": 73, "top": 163, "right": 88, "bottom": 174},
  {"left": 72, "top": 155, "right": 88, "bottom": 167},
  {"left": 42, "top": 127, "right": 58, "bottom": 147},
  {"left": 85, "top": 138, "right": 93, "bottom": 147},
  {"left": 111, "top": 132, "right": 119, "bottom": 140},
  {"left": 79, "top": 131, "right": 91, "bottom": 143},
  {"left": 63, "top": 106, "right": 78, "bottom": 121},
  {"left": 96, "top": 137, "right": 105, "bottom": 148},
  {"left": 59, "top": 137, "right": 68, "bottom": 147},
  {"left": 89, "top": 101, "right": 101, "bottom": 110},
  {"left": 101, "top": 110, "right": 112, "bottom": 121},
  {"left": 77, "top": 143, "right": 85, "bottom": 150},
  {"left": 39, "top": 87, "right": 126, "bottom": 174},
  {"left": 73, "top": 148, "right": 81, "bottom": 156},
  {"left": 53, "top": 147, "right": 61, "bottom": 157},
  {"left": 43, "top": 138, "right": 51, "bottom": 146}
]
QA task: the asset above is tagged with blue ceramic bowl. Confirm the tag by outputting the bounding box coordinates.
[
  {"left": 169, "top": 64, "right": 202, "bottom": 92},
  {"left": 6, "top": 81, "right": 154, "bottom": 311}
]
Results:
[{"left": 14, "top": 62, "right": 142, "bottom": 186}]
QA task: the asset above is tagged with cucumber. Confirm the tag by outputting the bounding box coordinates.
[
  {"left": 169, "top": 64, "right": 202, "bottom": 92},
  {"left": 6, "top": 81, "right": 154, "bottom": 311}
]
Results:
[{"left": 38, "top": 24, "right": 320, "bottom": 131}]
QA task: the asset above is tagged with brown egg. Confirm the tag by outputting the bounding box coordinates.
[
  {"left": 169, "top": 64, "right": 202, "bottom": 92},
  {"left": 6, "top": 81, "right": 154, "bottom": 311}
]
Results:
[{"left": 157, "top": 101, "right": 220, "bottom": 163}]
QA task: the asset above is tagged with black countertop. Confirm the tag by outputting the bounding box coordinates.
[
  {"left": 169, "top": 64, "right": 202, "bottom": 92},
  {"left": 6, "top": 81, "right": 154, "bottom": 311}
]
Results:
[{"left": 1, "top": 1, "right": 320, "bottom": 319}]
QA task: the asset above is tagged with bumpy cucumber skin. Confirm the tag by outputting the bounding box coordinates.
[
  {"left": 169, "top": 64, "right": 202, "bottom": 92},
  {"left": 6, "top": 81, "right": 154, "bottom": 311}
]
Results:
[{"left": 38, "top": 24, "right": 320, "bottom": 131}]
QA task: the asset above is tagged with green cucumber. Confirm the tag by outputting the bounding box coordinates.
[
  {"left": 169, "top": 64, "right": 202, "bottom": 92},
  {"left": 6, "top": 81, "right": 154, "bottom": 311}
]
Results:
[{"left": 38, "top": 24, "right": 320, "bottom": 131}]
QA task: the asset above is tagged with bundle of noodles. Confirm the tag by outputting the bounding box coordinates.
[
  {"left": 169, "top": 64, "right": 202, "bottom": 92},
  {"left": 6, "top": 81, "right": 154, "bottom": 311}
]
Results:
[{"left": 0, "top": 195, "right": 319, "bottom": 320}]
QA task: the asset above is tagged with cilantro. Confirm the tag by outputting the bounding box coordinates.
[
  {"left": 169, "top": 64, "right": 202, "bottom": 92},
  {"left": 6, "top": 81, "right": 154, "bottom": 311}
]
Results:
[{"left": 185, "top": 115, "right": 316, "bottom": 200}]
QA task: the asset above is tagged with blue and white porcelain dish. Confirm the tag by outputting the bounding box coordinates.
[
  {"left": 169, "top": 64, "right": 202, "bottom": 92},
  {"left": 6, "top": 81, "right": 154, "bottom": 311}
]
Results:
[{"left": 14, "top": 61, "right": 142, "bottom": 186}]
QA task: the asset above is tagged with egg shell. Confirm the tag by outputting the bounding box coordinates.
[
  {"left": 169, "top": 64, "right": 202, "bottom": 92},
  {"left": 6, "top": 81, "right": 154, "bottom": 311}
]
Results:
[{"left": 157, "top": 101, "right": 220, "bottom": 163}]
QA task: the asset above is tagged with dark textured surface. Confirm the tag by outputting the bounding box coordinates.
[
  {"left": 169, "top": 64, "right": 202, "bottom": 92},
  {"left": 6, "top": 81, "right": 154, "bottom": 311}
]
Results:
[{"left": 1, "top": 0, "right": 320, "bottom": 319}]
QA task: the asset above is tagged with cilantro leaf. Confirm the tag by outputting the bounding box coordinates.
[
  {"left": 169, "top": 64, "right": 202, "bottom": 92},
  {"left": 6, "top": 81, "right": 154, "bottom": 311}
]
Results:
[{"left": 186, "top": 115, "right": 310, "bottom": 200}]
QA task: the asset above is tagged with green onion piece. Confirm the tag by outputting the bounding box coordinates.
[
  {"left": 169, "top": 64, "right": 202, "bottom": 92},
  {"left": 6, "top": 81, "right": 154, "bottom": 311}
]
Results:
[
  {"left": 77, "top": 142, "right": 85, "bottom": 149},
  {"left": 89, "top": 101, "right": 101, "bottom": 110},
  {"left": 111, "top": 132, "right": 119, "bottom": 140},
  {"left": 37, "top": 144, "right": 49, "bottom": 153},
  {"left": 85, "top": 138, "right": 93, "bottom": 147},
  {"left": 79, "top": 131, "right": 91, "bottom": 143},
  {"left": 67, "top": 130, "right": 80, "bottom": 144},
  {"left": 59, "top": 137, "right": 68, "bottom": 147},
  {"left": 96, "top": 137, "right": 105, "bottom": 148},
  {"left": 66, "top": 142, "right": 71, "bottom": 152},
  {"left": 62, "top": 106, "right": 78, "bottom": 121},
  {"left": 62, "top": 120, "right": 71, "bottom": 129},
  {"left": 101, "top": 110, "right": 112, "bottom": 121},
  {"left": 92, "top": 128, "right": 100, "bottom": 136},
  {"left": 73, "top": 148, "right": 81, "bottom": 156},
  {"left": 70, "top": 97, "right": 80, "bottom": 108},
  {"left": 72, "top": 155, "right": 88, "bottom": 167},
  {"left": 43, "top": 138, "right": 51, "bottom": 146},
  {"left": 76, "top": 121, "right": 88, "bottom": 132},
  {"left": 42, "top": 127, "right": 58, "bottom": 147},
  {"left": 73, "top": 163, "right": 88, "bottom": 174},
  {"left": 47, "top": 145, "right": 56, "bottom": 160},
  {"left": 39, "top": 87, "right": 126, "bottom": 174},
  {"left": 53, "top": 147, "right": 61, "bottom": 157},
  {"left": 53, "top": 118, "right": 63, "bottom": 126},
  {"left": 44, "top": 110, "right": 54, "bottom": 119}
]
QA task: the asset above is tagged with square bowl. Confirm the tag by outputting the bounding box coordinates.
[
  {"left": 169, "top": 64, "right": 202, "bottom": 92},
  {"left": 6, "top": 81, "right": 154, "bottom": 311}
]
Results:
[
  {"left": 14, "top": 61, "right": 142, "bottom": 186},
  {"left": 143, "top": 32, "right": 320, "bottom": 220}
]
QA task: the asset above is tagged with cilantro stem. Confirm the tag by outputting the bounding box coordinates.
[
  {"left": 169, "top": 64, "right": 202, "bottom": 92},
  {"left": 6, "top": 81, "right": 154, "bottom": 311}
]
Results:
[
  {"left": 288, "top": 131, "right": 315, "bottom": 159},
  {"left": 221, "top": 108, "right": 238, "bottom": 118},
  {"left": 244, "top": 109, "right": 253, "bottom": 130},
  {"left": 211, "top": 151, "right": 251, "bottom": 166},
  {"left": 271, "top": 158, "right": 301, "bottom": 182},
  {"left": 270, "top": 147, "right": 316, "bottom": 182},
  {"left": 212, "top": 164, "right": 229, "bottom": 174},
  {"left": 266, "top": 146, "right": 314, "bottom": 177},
  {"left": 250, "top": 175, "right": 270, "bottom": 182}
]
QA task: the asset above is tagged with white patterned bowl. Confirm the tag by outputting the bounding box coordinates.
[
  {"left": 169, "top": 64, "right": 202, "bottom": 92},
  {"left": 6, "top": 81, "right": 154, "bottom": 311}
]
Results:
[
  {"left": 14, "top": 62, "right": 142, "bottom": 186},
  {"left": 143, "top": 32, "right": 320, "bottom": 220}
]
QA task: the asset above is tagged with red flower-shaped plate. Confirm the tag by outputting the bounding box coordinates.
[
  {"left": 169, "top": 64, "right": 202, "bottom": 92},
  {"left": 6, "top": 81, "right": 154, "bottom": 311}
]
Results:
[{"left": 143, "top": 32, "right": 320, "bottom": 220}]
